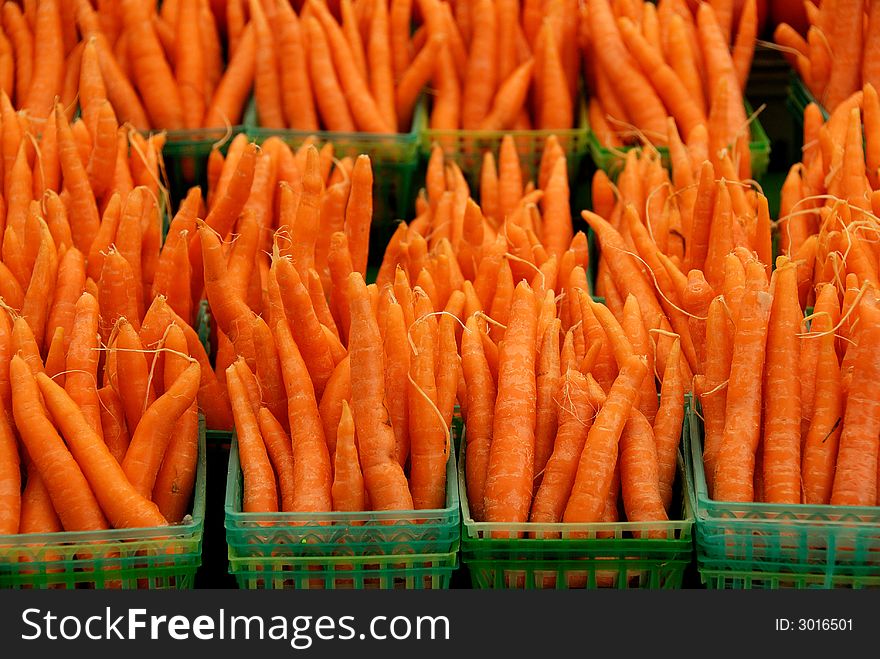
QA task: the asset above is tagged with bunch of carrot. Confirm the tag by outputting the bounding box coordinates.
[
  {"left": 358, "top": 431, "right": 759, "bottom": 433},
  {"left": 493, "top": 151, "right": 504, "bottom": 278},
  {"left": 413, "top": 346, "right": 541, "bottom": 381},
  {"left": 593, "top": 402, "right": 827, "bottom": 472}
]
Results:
[
  {"left": 463, "top": 277, "right": 686, "bottom": 530},
  {"left": 420, "top": 0, "right": 580, "bottom": 132},
  {"left": 584, "top": 0, "right": 757, "bottom": 177},
  {"left": 0, "top": 289, "right": 204, "bottom": 537},
  {"left": 376, "top": 135, "right": 586, "bottom": 313},
  {"left": 695, "top": 251, "right": 880, "bottom": 507},
  {"left": 774, "top": 0, "right": 879, "bottom": 114},
  {"left": 777, "top": 85, "right": 880, "bottom": 309},
  {"left": 242, "top": 0, "right": 419, "bottom": 133},
  {"left": 588, "top": 119, "right": 773, "bottom": 379},
  {"left": 197, "top": 140, "right": 460, "bottom": 512}
]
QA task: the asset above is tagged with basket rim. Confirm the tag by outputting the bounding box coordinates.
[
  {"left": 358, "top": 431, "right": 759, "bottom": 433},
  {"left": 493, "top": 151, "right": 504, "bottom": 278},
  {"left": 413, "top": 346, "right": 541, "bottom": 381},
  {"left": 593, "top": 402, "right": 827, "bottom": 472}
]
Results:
[
  {"left": 224, "top": 432, "right": 461, "bottom": 527},
  {"left": 685, "top": 403, "right": 880, "bottom": 525},
  {"left": 0, "top": 415, "right": 207, "bottom": 550}
]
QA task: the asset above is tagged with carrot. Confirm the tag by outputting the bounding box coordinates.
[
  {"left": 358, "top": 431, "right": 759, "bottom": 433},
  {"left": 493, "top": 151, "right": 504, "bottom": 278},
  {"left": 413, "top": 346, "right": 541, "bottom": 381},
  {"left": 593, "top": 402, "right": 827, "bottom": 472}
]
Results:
[
  {"left": 345, "top": 155, "right": 373, "bottom": 277},
  {"left": 462, "top": 0, "right": 496, "bottom": 129},
  {"left": 276, "top": 1, "right": 318, "bottom": 131},
  {"left": 305, "top": 16, "right": 356, "bottom": 132},
  {"left": 58, "top": 292, "right": 103, "bottom": 438},
  {"left": 823, "top": 0, "right": 864, "bottom": 112},
  {"left": 151, "top": 325, "right": 200, "bottom": 523},
  {"left": 21, "top": 219, "right": 59, "bottom": 351},
  {"left": 97, "top": 385, "right": 129, "bottom": 465},
  {"left": 272, "top": 309, "right": 333, "bottom": 513},
  {"left": 408, "top": 305, "right": 448, "bottom": 510},
  {"left": 331, "top": 400, "right": 365, "bottom": 512},
  {"left": 396, "top": 34, "right": 443, "bottom": 131},
  {"left": 98, "top": 249, "right": 141, "bottom": 342},
  {"left": 483, "top": 282, "right": 538, "bottom": 524},
  {"left": 0, "top": 397, "right": 19, "bottom": 534},
  {"left": 762, "top": 259, "right": 802, "bottom": 505},
  {"left": 248, "top": 0, "right": 284, "bottom": 129},
  {"left": 697, "top": 3, "right": 746, "bottom": 145},
  {"left": 431, "top": 41, "right": 461, "bottom": 131},
  {"left": 10, "top": 355, "right": 108, "bottom": 531},
  {"left": 802, "top": 288, "right": 843, "bottom": 505},
  {"left": 204, "top": 22, "right": 255, "bottom": 127},
  {"left": 654, "top": 337, "right": 684, "bottom": 511},
  {"left": 175, "top": 0, "right": 205, "bottom": 129},
  {"left": 620, "top": 408, "right": 668, "bottom": 533},
  {"left": 318, "top": 355, "right": 351, "bottom": 466},
  {"left": 478, "top": 58, "right": 534, "bottom": 131},
  {"left": 347, "top": 272, "right": 413, "bottom": 510},
  {"left": 256, "top": 407, "right": 296, "bottom": 512},
  {"left": 226, "top": 365, "right": 278, "bottom": 512},
  {"left": 530, "top": 368, "right": 595, "bottom": 524},
  {"left": 383, "top": 299, "right": 410, "bottom": 468},
  {"left": 390, "top": 0, "right": 413, "bottom": 80},
  {"left": 198, "top": 220, "right": 256, "bottom": 368},
  {"left": 461, "top": 315, "right": 495, "bottom": 521},
  {"left": 713, "top": 274, "right": 773, "bottom": 502},
  {"left": 37, "top": 370, "right": 167, "bottom": 528},
  {"left": 23, "top": 0, "right": 63, "bottom": 118},
  {"left": 731, "top": 0, "right": 757, "bottom": 90},
  {"left": 114, "top": 319, "right": 155, "bottom": 421},
  {"left": 830, "top": 299, "right": 880, "bottom": 506},
  {"left": 272, "top": 255, "right": 335, "bottom": 400},
  {"left": 2, "top": 2, "right": 32, "bottom": 107},
  {"left": 18, "top": 463, "right": 61, "bottom": 534},
  {"left": 563, "top": 355, "right": 648, "bottom": 523},
  {"left": 120, "top": 360, "right": 200, "bottom": 500},
  {"left": 55, "top": 104, "right": 100, "bottom": 254},
  {"left": 368, "top": 0, "right": 396, "bottom": 131}
]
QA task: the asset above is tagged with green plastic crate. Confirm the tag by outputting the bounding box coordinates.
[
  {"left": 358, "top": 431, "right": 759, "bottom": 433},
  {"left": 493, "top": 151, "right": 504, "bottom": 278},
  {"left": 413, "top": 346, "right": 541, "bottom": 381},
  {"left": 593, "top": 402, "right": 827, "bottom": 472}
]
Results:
[
  {"left": 156, "top": 126, "right": 244, "bottom": 207},
  {"left": 418, "top": 102, "right": 591, "bottom": 194},
  {"left": 458, "top": 429, "right": 695, "bottom": 589},
  {"left": 698, "top": 563, "right": 880, "bottom": 589},
  {"left": 228, "top": 546, "right": 459, "bottom": 590},
  {"left": 785, "top": 73, "right": 829, "bottom": 129},
  {"left": 587, "top": 103, "right": 771, "bottom": 180},
  {"left": 0, "top": 417, "right": 207, "bottom": 589},
  {"left": 684, "top": 404, "right": 880, "bottom": 588},
  {"left": 224, "top": 433, "right": 460, "bottom": 588},
  {"left": 244, "top": 100, "right": 422, "bottom": 230}
]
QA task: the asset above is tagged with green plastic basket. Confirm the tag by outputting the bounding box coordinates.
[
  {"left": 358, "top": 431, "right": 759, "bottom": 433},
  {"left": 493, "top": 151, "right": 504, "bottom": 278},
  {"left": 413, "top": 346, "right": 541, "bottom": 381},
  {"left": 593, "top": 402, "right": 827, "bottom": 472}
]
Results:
[
  {"left": 587, "top": 103, "right": 771, "bottom": 180},
  {"left": 458, "top": 428, "right": 695, "bottom": 589},
  {"left": 418, "top": 102, "right": 591, "bottom": 194},
  {"left": 224, "top": 432, "right": 460, "bottom": 588},
  {"left": 785, "top": 73, "right": 829, "bottom": 129},
  {"left": 684, "top": 404, "right": 880, "bottom": 588},
  {"left": 0, "top": 417, "right": 207, "bottom": 589},
  {"left": 244, "top": 99, "right": 422, "bottom": 231},
  {"left": 698, "top": 563, "right": 880, "bottom": 589},
  {"left": 228, "top": 546, "right": 459, "bottom": 590},
  {"left": 156, "top": 126, "right": 244, "bottom": 207}
]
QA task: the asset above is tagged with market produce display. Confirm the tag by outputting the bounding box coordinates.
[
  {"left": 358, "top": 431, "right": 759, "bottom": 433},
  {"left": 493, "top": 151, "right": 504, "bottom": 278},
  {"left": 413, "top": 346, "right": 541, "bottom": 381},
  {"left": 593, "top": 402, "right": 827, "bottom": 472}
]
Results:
[{"left": 0, "top": 0, "right": 877, "bottom": 591}]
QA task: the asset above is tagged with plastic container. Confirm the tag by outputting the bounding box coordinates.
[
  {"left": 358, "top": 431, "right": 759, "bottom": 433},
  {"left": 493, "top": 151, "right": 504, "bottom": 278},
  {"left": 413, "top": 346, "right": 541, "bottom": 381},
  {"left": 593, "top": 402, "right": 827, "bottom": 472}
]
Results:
[
  {"left": 224, "top": 434, "right": 460, "bottom": 588},
  {"left": 458, "top": 429, "right": 695, "bottom": 589},
  {"left": 157, "top": 127, "right": 243, "bottom": 207},
  {"left": 785, "top": 73, "right": 828, "bottom": 128},
  {"left": 587, "top": 103, "right": 771, "bottom": 180},
  {"left": 228, "top": 547, "right": 459, "bottom": 590},
  {"left": 244, "top": 101, "right": 423, "bottom": 228},
  {"left": 0, "top": 417, "right": 207, "bottom": 589},
  {"left": 419, "top": 102, "right": 591, "bottom": 193},
  {"left": 684, "top": 404, "right": 880, "bottom": 588}
]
